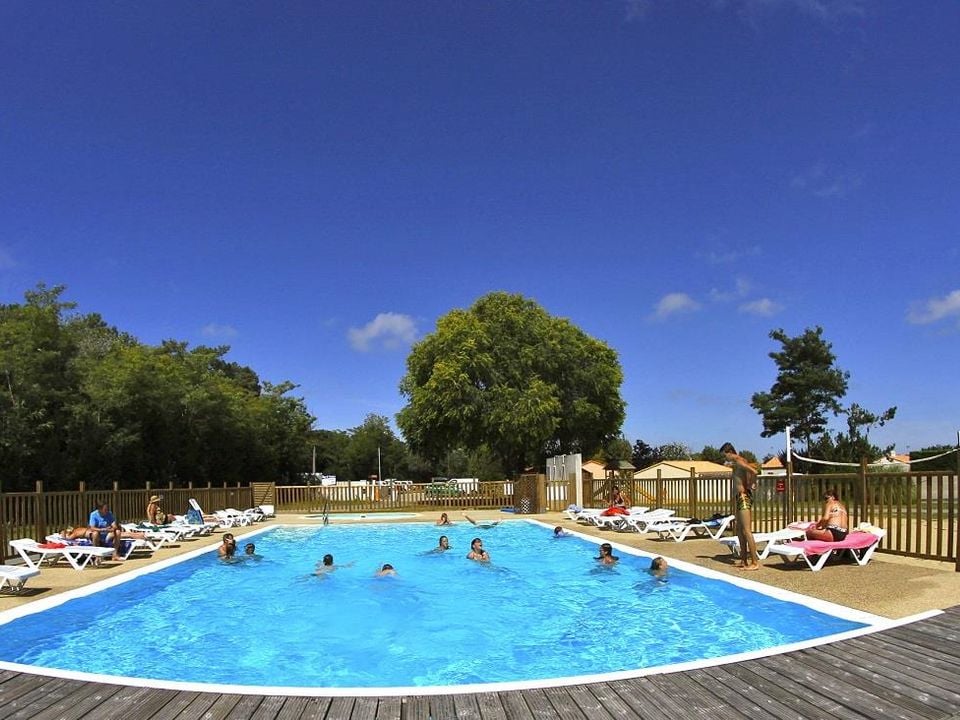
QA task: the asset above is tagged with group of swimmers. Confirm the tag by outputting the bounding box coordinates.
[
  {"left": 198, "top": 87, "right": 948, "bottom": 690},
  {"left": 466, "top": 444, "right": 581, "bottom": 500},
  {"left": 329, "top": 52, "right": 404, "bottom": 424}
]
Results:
[{"left": 217, "top": 533, "right": 258, "bottom": 559}]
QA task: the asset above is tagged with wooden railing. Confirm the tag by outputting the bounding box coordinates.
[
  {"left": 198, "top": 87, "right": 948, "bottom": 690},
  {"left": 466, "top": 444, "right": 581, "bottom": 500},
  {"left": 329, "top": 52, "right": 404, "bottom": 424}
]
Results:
[
  {"left": 0, "top": 481, "right": 254, "bottom": 564},
  {"left": 5, "top": 466, "right": 958, "bottom": 567}
]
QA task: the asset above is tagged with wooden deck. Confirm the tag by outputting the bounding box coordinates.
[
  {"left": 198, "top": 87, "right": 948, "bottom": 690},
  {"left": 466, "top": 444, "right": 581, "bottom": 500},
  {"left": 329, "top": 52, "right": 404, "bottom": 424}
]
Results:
[{"left": 2, "top": 606, "right": 960, "bottom": 720}]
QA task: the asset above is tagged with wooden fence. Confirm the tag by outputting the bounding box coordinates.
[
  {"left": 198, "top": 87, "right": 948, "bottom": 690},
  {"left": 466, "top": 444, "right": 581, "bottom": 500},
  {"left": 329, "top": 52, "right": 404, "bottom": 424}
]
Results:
[
  {"left": 0, "top": 481, "right": 254, "bottom": 564},
  {"left": 4, "top": 465, "right": 958, "bottom": 568}
]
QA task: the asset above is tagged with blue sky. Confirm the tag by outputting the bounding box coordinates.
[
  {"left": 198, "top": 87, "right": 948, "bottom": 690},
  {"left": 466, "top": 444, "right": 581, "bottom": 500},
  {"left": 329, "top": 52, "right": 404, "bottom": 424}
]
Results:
[{"left": 2, "top": 1, "right": 958, "bottom": 460}]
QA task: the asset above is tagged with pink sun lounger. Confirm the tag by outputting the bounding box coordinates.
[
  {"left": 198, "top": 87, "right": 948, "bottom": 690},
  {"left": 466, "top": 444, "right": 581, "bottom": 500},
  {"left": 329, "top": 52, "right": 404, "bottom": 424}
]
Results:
[{"left": 765, "top": 528, "right": 886, "bottom": 571}]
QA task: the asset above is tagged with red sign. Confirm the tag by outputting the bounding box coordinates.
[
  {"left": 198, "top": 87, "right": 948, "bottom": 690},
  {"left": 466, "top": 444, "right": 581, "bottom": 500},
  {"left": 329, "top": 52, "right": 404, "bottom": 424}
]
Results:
[{"left": 775, "top": 479, "right": 786, "bottom": 493}]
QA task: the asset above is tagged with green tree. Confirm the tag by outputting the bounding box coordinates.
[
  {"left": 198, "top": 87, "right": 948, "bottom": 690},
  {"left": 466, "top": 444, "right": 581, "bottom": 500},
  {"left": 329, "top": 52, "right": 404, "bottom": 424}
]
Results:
[
  {"left": 397, "top": 292, "right": 625, "bottom": 474},
  {"left": 655, "top": 442, "right": 691, "bottom": 461},
  {"left": 751, "top": 327, "right": 849, "bottom": 449},
  {"left": 631, "top": 439, "right": 657, "bottom": 469},
  {"left": 696, "top": 445, "right": 725, "bottom": 464}
]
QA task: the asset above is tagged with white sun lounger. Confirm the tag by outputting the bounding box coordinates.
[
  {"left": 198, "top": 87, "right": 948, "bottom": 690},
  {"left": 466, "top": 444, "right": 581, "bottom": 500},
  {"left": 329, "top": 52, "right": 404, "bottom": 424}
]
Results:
[
  {"left": 651, "top": 515, "right": 736, "bottom": 542},
  {"left": 0, "top": 565, "right": 40, "bottom": 593},
  {"left": 718, "top": 527, "right": 809, "bottom": 559},
  {"left": 765, "top": 528, "right": 886, "bottom": 571},
  {"left": 9, "top": 538, "right": 116, "bottom": 571}
]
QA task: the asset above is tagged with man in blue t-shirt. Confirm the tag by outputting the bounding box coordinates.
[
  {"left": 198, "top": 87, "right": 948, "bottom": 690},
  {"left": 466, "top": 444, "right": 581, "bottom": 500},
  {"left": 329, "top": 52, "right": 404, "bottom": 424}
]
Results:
[{"left": 88, "top": 502, "right": 123, "bottom": 560}]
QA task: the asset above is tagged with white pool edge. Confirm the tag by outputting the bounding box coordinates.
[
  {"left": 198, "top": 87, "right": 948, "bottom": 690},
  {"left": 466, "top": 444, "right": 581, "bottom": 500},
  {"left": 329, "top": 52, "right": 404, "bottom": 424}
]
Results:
[{"left": 0, "top": 518, "right": 939, "bottom": 697}]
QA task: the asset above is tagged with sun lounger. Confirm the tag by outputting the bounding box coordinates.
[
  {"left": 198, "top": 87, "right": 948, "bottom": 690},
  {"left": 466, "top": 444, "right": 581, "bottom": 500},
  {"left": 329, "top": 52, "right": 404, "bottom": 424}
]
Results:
[
  {"left": 718, "top": 527, "right": 808, "bottom": 559},
  {"left": 0, "top": 565, "right": 40, "bottom": 593},
  {"left": 9, "top": 538, "right": 116, "bottom": 571},
  {"left": 765, "top": 528, "right": 886, "bottom": 571},
  {"left": 652, "top": 515, "right": 736, "bottom": 542},
  {"left": 618, "top": 509, "right": 678, "bottom": 533}
]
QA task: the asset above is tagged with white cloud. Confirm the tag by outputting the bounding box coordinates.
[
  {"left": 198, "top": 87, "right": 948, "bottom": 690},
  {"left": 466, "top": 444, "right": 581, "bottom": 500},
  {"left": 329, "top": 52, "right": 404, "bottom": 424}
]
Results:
[
  {"left": 791, "top": 162, "right": 862, "bottom": 199},
  {"left": 710, "top": 276, "right": 751, "bottom": 302},
  {"left": 348, "top": 312, "right": 418, "bottom": 352},
  {"left": 907, "top": 290, "right": 960, "bottom": 325},
  {"left": 200, "top": 323, "right": 238, "bottom": 339},
  {"left": 652, "top": 293, "right": 701, "bottom": 320},
  {"left": 739, "top": 298, "right": 783, "bottom": 316}
]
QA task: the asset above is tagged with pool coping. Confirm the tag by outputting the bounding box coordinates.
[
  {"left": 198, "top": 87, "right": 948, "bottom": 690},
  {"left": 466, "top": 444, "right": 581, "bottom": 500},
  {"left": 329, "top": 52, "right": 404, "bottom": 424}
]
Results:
[{"left": 0, "top": 519, "right": 939, "bottom": 697}]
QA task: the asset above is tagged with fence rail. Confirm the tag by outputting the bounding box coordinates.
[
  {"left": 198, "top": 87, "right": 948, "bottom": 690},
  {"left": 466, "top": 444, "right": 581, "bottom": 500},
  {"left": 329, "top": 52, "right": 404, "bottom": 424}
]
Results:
[
  {"left": 3, "top": 467, "right": 958, "bottom": 568},
  {"left": 0, "top": 481, "right": 254, "bottom": 564}
]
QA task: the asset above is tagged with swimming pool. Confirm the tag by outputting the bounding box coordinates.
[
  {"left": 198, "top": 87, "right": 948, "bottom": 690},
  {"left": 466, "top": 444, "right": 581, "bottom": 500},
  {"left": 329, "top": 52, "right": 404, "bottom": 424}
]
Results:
[
  {"left": 0, "top": 521, "right": 884, "bottom": 694},
  {"left": 304, "top": 512, "right": 420, "bottom": 520}
]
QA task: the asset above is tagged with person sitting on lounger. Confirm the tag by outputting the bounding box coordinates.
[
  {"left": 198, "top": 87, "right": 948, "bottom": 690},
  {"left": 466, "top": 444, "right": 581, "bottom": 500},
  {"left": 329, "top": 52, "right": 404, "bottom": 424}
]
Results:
[
  {"left": 463, "top": 513, "right": 500, "bottom": 529},
  {"left": 610, "top": 486, "right": 628, "bottom": 508},
  {"left": 805, "top": 490, "right": 849, "bottom": 542},
  {"left": 436, "top": 512, "right": 454, "bottom": 526},
  {"left": 467, "top": 537, "right": 490, "bottom": 562},
  {"left": 596, "top": 542, "right": 618, "bottom": 565},
  {"left": 146, "top": 495, "right": 176, "bottom": 525},
  {"left": 88, "top": 502, "right": 124, "bottom": 560}
]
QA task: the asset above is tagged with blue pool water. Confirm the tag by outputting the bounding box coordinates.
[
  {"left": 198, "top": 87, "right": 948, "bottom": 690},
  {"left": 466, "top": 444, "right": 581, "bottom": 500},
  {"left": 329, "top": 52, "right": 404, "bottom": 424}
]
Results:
[
  {"left": 305, "top": 512, "right": 420, "bottom": 520},
  {"left": 0, "top": 522, "right": 867, "bottom": 689}
]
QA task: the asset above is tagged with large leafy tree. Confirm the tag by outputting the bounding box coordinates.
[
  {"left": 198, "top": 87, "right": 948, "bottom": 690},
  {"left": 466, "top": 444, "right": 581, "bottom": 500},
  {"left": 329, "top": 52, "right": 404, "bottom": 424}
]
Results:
[
  {"left": 397, "top": 292, "right": 625, "bottom": 474},
  {"left": 750, "top": 327, "right": 849, "bottom": 449}
]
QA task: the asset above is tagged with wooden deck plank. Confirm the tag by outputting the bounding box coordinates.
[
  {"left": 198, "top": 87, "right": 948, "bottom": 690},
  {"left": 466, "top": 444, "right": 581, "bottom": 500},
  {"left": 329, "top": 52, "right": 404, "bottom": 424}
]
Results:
[
  {"left": 452, "top": 692, "right": 483, "bottom": 720},
  {"left": 719, "top": 662, "right": 848, "bottom": 720},
  {"left": 808, "top": 643, "right": 952, "bottom": 718},
  {"left": 350, "top": 696, "right": 378, "bottom": 720},
  {"left": 0, "top": 673, "right": 67, "bottom": 712},
  {"left": 250, "top": 696, "right": 290, "bottom": 720},
  {"left": 692, "top": 665, "right": 807, "bottom": 720},
  {"left": 611, "top": 677, "right": 685, "bottom": 720},
  {"left": 225, "top": 694, "right": 268, "bottom": 720},
  {"left": 764, "top": 652, "right": 935, "bottom": 720},
  {"left": 400, "top": 695, "right": 431, "bottom": 720},
  {"left": 498, "top": 691, "right": 536, "bottom": 720},
  {"left": 183, "top": 693, "right": 242, "bottom": 720},
  {"left": 375, "top": 696, "right": 402, "bottom": 720},
  {"left": 839, "top": 638, "right": 960, "bottom": 705},
  {"left": 539, "top": 686, "right": 590, "bottom": 720},
  {"left": 474, "top": 691, "right": 509, "bottom": 720},
  {"left": 325, "top": 696, "right": 356, "bottom": 720},
  {"left": 291, "top": 696, "right": 333, "bottom": 720},
  {"left": 2, "top": 610, "right": 960, "bottom": 720},
  {"left": 17, "top": 680, "right": 122, "bottom": 720}
]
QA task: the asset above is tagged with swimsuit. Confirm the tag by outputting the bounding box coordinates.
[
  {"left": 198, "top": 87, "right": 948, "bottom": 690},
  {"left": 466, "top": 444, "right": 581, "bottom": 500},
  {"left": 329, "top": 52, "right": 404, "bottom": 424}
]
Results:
[
  {"left": 736, "top": 492, "right": 752, "bottom": 512},
  {"left": 826, "top": 525, "right": 848, "bottom": 541}
]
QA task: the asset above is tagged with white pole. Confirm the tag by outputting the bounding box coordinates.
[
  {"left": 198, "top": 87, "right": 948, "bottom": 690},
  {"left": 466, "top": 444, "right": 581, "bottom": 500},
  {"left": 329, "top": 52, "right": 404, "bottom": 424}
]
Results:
[{"left": 785, "top": 426, "right": 792, "bottom": 463}]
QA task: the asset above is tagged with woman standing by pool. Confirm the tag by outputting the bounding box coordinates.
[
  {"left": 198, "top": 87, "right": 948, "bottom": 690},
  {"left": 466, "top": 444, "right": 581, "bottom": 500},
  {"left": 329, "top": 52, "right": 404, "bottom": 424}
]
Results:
[{"left": 722, "top": 442, "right": 759, "bottom": 571}]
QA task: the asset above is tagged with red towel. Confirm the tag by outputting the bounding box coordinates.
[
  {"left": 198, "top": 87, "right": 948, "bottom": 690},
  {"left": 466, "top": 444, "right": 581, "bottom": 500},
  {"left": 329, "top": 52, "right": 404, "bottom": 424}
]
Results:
[{"left": 38, "top": 542, "right": 67, "bottom": 549}]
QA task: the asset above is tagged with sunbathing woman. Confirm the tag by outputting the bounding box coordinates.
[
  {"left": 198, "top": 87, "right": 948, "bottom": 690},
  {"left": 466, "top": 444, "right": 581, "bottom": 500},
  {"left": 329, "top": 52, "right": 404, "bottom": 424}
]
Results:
[{"left": 805, "top": 490, "right": 849, "bottom": 542}]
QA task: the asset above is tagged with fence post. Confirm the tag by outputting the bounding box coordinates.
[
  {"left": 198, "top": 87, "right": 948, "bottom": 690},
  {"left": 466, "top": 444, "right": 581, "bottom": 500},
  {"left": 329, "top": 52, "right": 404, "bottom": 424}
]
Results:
[
  {"left": 655, "top": 470, "right": 663, "bottom": 509},
  {"left": 955, "top": 448, "right": 960, "bottom": 572},
  {"left": 688, "top": 467, "right": 697, "bottom": 519},
  {"left": 36, "top": 480, "right": 46, "bottom": 542},
  {"left": 0, "top": 477, "right": 6, "bottom": 562},
  {"left": 859, "top": 457, "right": 868, "bottom": 529}
]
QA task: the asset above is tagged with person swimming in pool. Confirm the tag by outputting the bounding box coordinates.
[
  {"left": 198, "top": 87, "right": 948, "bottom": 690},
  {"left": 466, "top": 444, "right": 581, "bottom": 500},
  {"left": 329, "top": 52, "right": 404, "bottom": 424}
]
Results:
[
  {"left": 375, "top": 563, "right": 397, "bottom": 576},
  {"left": 595, "top": 542, "right": 618, "bottom": 566},
  {"left": 315, "top": 553, "right": 354, "bottom": 575},
  {"left": 436, "top": 512, "right": 454, "bottom": 526},
  {"left": 466, "top": 537, "right": 490, "bottom": 562},
  {"left": 463, "top": 513, "right": 501, "bottom": 529},
  {"left": 553, "top": 526, "right": 570, "bottom": 538},
  {"left": 432, "top": 535, "right": 451, "bottom": 553},
  {"left": 649, "top": 556, "right": 668, "bottom": 580}
]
